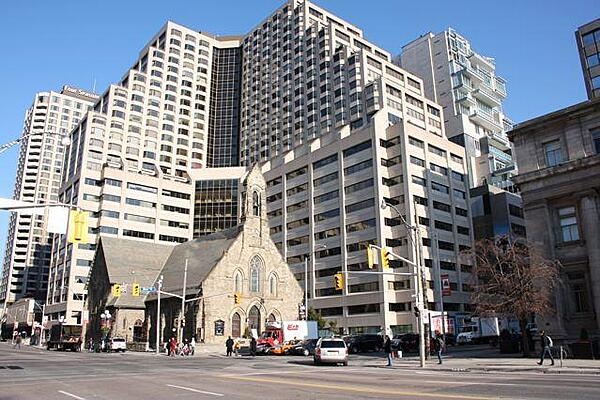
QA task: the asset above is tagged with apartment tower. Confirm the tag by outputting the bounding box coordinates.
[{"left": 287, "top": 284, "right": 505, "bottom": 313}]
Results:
[{"left": 0, "top": 87, "right": 97, "bottom": 309}]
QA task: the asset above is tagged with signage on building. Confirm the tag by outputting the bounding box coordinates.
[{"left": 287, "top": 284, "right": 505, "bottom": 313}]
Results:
[{"left": 441, "top": 274, "right": 451, "bottom": 296}]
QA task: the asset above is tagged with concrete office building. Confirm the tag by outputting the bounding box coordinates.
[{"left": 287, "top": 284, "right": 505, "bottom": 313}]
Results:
[
  {"left": 0, "top": 86, "right": 97, "bottom": 309},
  {"left": 576, "top": 18, "right": 600, "bottom": 100},
  {"left": 399, "top": 28, "right": 514, "bottom": 191},
  {"left": 469, "top": 185, "right": 526, "bottom": 240},
  {"left": 508, "top": 97, "right": 600, "bottom": 339},
  {"left": 263, "top": 109, "right": 474, "bottom": 335}
]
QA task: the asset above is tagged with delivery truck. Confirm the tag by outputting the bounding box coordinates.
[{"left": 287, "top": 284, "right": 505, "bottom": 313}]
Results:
[
  {"left": 46, "top": 324, "right": 82, "bottom": 351},
  {"left": 257, "top": 320, "right": 318, "bottom": 351},
  {"left": 456, "top": 317, "right": 500, "bottom": 345}
]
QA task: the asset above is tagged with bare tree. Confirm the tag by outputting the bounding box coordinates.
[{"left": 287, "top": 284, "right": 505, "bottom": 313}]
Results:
[{"left": 462, "top": 236, "right": 561, "bottom": 356}]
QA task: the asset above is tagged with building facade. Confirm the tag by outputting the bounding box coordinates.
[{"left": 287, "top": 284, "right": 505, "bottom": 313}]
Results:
[
  {"left": 263, "top": 109, "right": 474, "bottom": 335},
  {"left": 469, "top": 185, "right": 525, "bottom": 240},
  {"left": 508, "top": 97, "right": 600, "bottom": 339},
  {"left": 576, "top": 18, "right": 600, "bottom": 100},
  {"left": 0, "top": 86, "right": 97, "bottom": 309},
  {"left": 399, "top": 28, "right": 514, "bottom": 191}
]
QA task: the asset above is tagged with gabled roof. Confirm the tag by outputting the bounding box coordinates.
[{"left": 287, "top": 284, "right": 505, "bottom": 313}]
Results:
[
  {"left": 98, "top": 236, "right": 173, "bottom": 308},
  {"left": 155, "top": 226, "right": 242, "bottom": 298}
]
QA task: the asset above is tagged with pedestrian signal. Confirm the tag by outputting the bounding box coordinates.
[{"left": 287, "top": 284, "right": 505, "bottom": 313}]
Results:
[
  {"left": 132, "top": 283, "right": 140, "bottom": 297},
  {"left": 112, "top": 284, "right": 121, "bottom": 297},
  {"left": 334, "top": 273, "right": 343, "bottom": 290},
  {"left": 67, "top": 210, "right": 89, "bottom": 244},
  {"left": 380, "top": 247, "right": 390, "bottom": 269},
  {"left": 367, "top": 246, "right": 374, "bottom": 269}
]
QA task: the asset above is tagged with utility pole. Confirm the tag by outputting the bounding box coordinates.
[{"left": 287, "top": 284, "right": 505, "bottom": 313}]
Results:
[
  {"left": 155, "top": 275, "right": 163, "bottom": 355},
  {"left": 178, "top": 259, "right": 188, "bottom": 344},
  {"left": 414, "top": 225, "right": 426, "bottom": 368}
]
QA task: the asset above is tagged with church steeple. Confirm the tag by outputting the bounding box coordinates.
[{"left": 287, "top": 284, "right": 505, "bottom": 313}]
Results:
[{"left": 241, "top": 164, "right": 268, "bottom": 245}]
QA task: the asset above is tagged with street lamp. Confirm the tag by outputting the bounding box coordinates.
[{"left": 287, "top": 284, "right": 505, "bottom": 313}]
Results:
[
  {"left": 304, "top": 244, "right": 327, "bottom": 313},
  {"left": 100, "top": 310, "right": 111, "bottom": 340},
  {"left": 0, "top": 131, "right": 71, "bottom": 156},
  {"left": 381, "top": 199, "right": 426, "bottom": 368},
  {"left": 58, "top": 315, "right": 65, "bottom": 349}
]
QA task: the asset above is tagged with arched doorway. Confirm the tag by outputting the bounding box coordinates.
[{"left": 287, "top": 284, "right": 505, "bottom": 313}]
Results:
[
  {"left": 133, "top": 319, "right": 144, "bottom": 342},
  {"left": 232, "top": 313, "right": 241, "bottom": 338},
  {"left": 248, "top": 305, "right": 261, "bottom": 334}
]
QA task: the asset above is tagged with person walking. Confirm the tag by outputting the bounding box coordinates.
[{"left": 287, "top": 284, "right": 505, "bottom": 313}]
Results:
[
  {"left": 169, "top": 337, "right": 178, "bottom": 357},
  {"left": 13, "top": 334, "right": 22, "bottom": 350},
  {"left": 537, "top": 330, "right": 554, "bottom": 366},
  {"left": 384, "top": 335, "right": 393, "bottom": 367},
  {"left": 250, "top": 336, "right": 257, "bottom": 357},
  {"left": 225, "top": 336, "right": 234, "bottom": 357},
  {"left": 434, "top": 333, "right": 445, "bottom": 364}
]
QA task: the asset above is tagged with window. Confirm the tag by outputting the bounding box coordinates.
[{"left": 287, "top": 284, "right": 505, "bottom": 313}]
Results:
[
  {"left": 313, "top": 153, "right": 338, "bottom": 170},
  {"left": 249, "top": 255, "right": 263, "bottom": 292},
  {"left": 252, "top": 191, "right": 260, "bottom": 216},
  {"left": 431, "top": 181, "right": 449, "bottom": 194},
  {"left": 592, "top": 129, "right": 600, "bottom": 154},
  {"left": 558, "top": 206, "right": 579, "bottom": 242},
  {"left": 410, "top": 156, "right": 425, "bottom": 167},
  {"left": 412, "top": 176, "right": 426, "bottom": 186},
  {"left": 544, "top": 140, "right": 562, "bottom": 167},
  {"left": 269, "top": 274, "right": 277, "bottom": 296},
  {"left": 408, "top": 136, "right": 424, "bottom": 148}
]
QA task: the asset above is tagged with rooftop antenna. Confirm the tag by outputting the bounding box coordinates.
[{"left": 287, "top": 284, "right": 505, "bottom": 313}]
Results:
[{"left": 92, "top": 77, "right": 97, "bottom": 94}]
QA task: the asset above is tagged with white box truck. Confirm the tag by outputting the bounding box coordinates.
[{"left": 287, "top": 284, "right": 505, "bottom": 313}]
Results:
[{"left": 456, "top": 317, "right": 500, "bottom": 345}]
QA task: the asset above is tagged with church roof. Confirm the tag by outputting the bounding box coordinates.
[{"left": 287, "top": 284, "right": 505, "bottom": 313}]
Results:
[
  {"left": 98, "top": 236, "right": 173, "bottom": 308},
  {"left": 152, "top": 226, "right": 242, "bottom": 298}
]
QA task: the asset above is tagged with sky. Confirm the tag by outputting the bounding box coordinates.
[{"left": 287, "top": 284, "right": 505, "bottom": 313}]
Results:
[{"left": 0, "top": 0, "right": 597, "bottom": 264}]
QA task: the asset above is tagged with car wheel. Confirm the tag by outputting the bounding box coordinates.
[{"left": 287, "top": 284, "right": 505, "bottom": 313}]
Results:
[
  {"left": 352, "top": 346, "right": 359, "bottom": 354},
  {"left": 303, "top": 349, "right": 309, "bottom": 356}
]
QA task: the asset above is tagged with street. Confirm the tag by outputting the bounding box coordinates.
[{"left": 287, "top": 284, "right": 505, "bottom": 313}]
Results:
[{"left": 1, "top": 343, "right": 599, "bottom": 400}]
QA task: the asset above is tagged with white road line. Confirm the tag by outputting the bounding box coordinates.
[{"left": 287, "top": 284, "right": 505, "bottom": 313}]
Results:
[
  {"left": 167, "top": 384, "right": 224, "bottom": 396},
  {"left": 58, "top": 390, "right": 86, "bottom": 400}
]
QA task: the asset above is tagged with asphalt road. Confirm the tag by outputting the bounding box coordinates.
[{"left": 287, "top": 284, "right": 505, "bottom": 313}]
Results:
[{"left": 1, "top": 344, "right": 599, "bottom": 400}]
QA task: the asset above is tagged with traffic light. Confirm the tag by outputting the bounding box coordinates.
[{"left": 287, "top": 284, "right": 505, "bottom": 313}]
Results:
[
  {"left": 181, "top": 318, "right": 186, "bottom": 327},
  {"left": 67, "top": 210, "right": 89, "bottom": 244},
  {"left": 334, "top": 273, "right": 343, "bottom": 290},
  {"left": 380, "top": 247, "right": 390, "bottom": 269},
  {"left": 367, "top": 246, "right": 374, "bottom": 269},
  {"left": 413, "top": 306, "right": 420, "bottom": 318},
  {"left": 234, "top": 293, "right": 240, "bottom": 304},
  {"left": 111, "top": 284, "right": 121, "bottom": 297},
  {"left": 131, "top": 283, "right": 140, "bottom": 297}
]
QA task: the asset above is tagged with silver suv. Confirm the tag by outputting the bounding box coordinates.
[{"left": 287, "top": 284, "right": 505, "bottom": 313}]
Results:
[{"left": 314, "top": 337, "right": 348, "bottom": 366}]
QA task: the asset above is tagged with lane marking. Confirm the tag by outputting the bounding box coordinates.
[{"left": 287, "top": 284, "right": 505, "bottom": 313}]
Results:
[
  {"left": 58, "top": 391, "right": 86, "bottom": 400},
  {"left": 167, "top": 384, "right": 224, "bottom": 396},
  {"left": 219, "top": 375, "right": 500, "bottom": 399}
]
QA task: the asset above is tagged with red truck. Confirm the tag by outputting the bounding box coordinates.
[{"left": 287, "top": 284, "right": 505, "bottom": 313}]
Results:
[{"left": 257, "top": 321, "right": 318, "bottom": 351}]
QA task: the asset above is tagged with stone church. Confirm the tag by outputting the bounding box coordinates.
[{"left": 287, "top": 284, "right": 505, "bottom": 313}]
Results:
[{"left": 88, "top": 166, "right": 303, "bottom": 347}]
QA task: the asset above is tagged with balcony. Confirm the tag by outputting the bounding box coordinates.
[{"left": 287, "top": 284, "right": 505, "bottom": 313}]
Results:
[
  {"left": 471, "top": 86, "right": 502, "bottom": 107},
  {"left": 469, "top": 108, "right": 502, "bottom": 131}
]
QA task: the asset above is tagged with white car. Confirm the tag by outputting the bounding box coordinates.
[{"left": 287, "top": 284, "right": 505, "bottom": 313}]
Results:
[
  {"left": 314, "top": 337, "right": 348, "bottom": 366},
  {"left": 109, "top": 337, "right": 127, "bottom": 352}
]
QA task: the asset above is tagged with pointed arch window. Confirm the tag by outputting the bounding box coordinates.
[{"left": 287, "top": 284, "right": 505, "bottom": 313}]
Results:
[
  {"left": 234, "top": 270, "right": 243, "bottom": 294},
  {"left": 249, "top": 255, "right": 263, "bottom": 292},
  {"left": 252, "top": 190, "right": 260, "bottom": 216},
  {"left": 269, "top": 274, "right": 277, "bottom": 296}
]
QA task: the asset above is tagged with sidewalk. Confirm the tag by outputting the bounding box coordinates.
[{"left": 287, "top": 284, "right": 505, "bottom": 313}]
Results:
[{"left": 383, "top": 354, "right": 600, "bottom": 375}]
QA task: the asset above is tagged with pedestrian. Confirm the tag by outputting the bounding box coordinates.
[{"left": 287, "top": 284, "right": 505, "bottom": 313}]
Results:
[
  {"left": 234, "top": 339, "right": 241, "bottom": 357},
  {"left": 250, "top": 336, "right": 257, "bottom": 357},
  {"left": 13, "top": 334, "right": 22, "bottom": 350},
  {"left": 190, "top": 337, "right": 196, "bottom": 356},
  {"left": 537, "top": 330, "right": 554, "bottom": 366},
  {"left": 169, "top": 337, "right": 178, "bottom": 357},
  {"left": 225, "top": 336, "right": 234, "bottom": 356},
  {"left": 434, "top": 333, "right": 445, "bottom": 364},
  {"left": 384, "top": 335, "right": 393, "bottom": 367}
]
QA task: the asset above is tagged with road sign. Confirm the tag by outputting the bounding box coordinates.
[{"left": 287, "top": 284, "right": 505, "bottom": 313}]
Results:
[{"left": 441, "top": 274, "right": 451, "bottom": 296}]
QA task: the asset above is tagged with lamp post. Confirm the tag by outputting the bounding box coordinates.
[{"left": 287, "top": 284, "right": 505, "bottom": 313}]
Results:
[
  {"left": 304, "top": 244, "right": 327, "bottom": 314},
  {"left": 156, "top": 274, "right": 163, "bottom": 355},
  {"left": 1, "top": 131, "right": 71, "bottom": 156},
  {"left": 58, "top": 315, "right": 65, "bottom": 350},
  {"left": 381, "top": 199, "right": 426, "bottom": 368},
  {"left": 100, "top": 310, "right": 111, "bottom": 340}
]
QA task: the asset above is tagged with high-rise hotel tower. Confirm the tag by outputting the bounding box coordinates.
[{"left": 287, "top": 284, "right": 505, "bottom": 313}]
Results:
[{"left": 0, "top": 87, "right": 97, "bottom": 309}]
